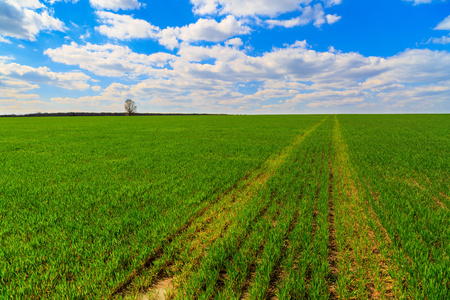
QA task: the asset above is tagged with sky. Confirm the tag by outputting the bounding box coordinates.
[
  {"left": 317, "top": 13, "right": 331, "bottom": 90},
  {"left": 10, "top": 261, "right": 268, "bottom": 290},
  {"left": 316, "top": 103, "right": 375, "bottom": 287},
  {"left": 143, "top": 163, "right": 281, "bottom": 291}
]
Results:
[{"left": 0, "top": 0, "right": 450, "bottom": 115}]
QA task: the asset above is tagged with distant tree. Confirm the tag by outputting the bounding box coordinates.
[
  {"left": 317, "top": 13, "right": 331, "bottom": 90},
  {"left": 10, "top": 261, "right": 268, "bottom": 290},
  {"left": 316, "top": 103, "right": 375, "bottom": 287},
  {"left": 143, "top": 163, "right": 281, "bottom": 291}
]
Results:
[{"left": 124, "top": 99, "right": 137, "bottom": 115}]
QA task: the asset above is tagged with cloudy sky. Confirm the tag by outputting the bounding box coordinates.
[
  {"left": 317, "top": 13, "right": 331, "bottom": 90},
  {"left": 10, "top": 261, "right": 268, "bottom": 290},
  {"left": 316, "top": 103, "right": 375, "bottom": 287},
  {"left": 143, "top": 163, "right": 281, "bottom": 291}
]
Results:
[{"left": 1, "top": 0, "right": 449, "bottom": 114}]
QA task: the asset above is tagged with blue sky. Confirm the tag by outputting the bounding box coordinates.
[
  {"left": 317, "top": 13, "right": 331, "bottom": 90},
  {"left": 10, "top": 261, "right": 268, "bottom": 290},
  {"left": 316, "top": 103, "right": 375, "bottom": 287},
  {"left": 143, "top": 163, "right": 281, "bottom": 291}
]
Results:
[{"left": 1, "top": 0, "right": 450, "bottom": 114}]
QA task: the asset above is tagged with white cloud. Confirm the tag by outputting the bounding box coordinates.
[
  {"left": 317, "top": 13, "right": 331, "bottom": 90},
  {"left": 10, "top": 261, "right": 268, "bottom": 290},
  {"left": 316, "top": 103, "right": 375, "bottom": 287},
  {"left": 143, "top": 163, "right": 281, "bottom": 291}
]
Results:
[
  {"left": 403, "top": 0, "right": 433, "bottom": 4},
  {"left": 294, "top": 90, "right": 365, "bottom": 107},
  {"left": 80, "top": 31, "right": 91, "bottom": 41},
  {"left": 225, "top": 37, "right": 243, "bottom": 48},
  {"left": 190, "top": 0, "right": 218, "bottom": 15},
  {"left": 267, "top": 17, "right": 306, "bottom": 28},
  {"left": 0, "top": 36, "right": 11, "bottom": 43},
  {"left": 267, "top": 6, "right": 314, "bottom": 28},
  {"left": 323, "top": 0, "right": 342, "bottom": 7},
  {"left": 89, "top": 0, "right": 141, "bottom": 11},
  {"left": 0, "top": 60, "right": 91, "bottom": 90},
  {"left": 44, "top": 41, "right": 450, "bottom": 113},
  {"left": 326, "top": 14, "right": 341, "bottom": 24},
  {"left": 435, "top": 15, "right": 450, "bottom": 30},
  {"left": 312, "top": 3, "right": 325, "bottom": 27},
  {"left": 176, "top": 16, "right": 250, "bottom": 42},
  {"left": 378, "top": 83, "right": 450, "bottom": 109},
  {"left": 189, "top": 0, "right": 342, "bottom": 36},
  {"left": 363, "top": 49, "right": 450, "bottom": 88},
  {"left": 0, "top": 97, "right": 77, "bottom": 115},
  {"left": 44, "top": 42, "right": 176, "bottom": 77},
  {"left": 0, "top": 75, "right": 39, "bottom": 92},
  {"left": 263, "top": 79, "right": 311, "bottom": 90},
  {"left": 267, "top": 4, "right": 328, "bottom": 28},
  {"left": 0, "top": 99, "right": 45, "bottom": 114},
  {"left": 0, "top": 56, "right": 14, "bottom": 62},
  {"left": 47, "top": 41, "right": 450, "bottom": 89},
  {"left": 159, "top": 15, "right": 251, "bottom": 49},
  {"left": 95, "top": 11, "right": 159, "bottom": 40},
  {"left": 191, "top": 0, "right": 313, "bottom": 17},
  {"left": 430, "top": 34, "right": 450, "bottom": 44},
  {"left": 0, "top": 60, "right": 95, "bottom": 114},
  {"left": 94, "top": 12, "right": 250, "bottom": 49},
  {"left": 93, "top": 2, "right": 341, "bottom": 50},
  {"left": 45, "top": 0, "right": 79, "bottom": 4},
  {"left": 7, "top": 0, "right": 44, "bottom": 9},
  {"left": 0, "top": 0, "right": 65, "bottom": 41}
]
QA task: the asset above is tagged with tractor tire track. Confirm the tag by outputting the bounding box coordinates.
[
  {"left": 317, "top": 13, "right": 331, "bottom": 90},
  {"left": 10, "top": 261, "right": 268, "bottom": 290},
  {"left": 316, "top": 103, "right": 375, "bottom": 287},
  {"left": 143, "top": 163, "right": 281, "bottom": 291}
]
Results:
[{"left": 109, "top": 117, "right": 329, "bottom": 299}]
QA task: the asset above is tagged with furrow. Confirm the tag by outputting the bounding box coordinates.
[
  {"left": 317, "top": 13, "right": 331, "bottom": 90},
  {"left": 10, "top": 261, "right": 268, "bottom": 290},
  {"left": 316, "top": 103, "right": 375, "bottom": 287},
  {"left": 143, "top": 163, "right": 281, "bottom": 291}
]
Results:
[
  {"left": 265, "top": 209, "right": 300, "bottom": 300},
  {"left": 109, "top": 117, "right": 327, "bottom": 299},
  {"left": 327, "top": 155, "right": 338, "bottom": 300}
]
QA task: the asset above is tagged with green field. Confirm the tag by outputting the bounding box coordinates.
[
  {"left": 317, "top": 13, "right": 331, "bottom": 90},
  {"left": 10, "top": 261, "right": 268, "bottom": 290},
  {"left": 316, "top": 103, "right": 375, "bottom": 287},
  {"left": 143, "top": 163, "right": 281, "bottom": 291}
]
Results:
[{"left": 0, "top": 115, "right": 449, "bottom": 299}]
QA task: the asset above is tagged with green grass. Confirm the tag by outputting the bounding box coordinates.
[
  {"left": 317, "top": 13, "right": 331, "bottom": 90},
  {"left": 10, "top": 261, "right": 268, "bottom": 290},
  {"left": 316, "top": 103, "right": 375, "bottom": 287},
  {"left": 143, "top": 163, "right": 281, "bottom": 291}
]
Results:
[
  {"left": 0, "top": 114, "right": 448, "bottom": 299},
  {"left": 0, "top": 115, "right": 321, "bottom": 298},
  {"left": 338, "top": 114, "right": 450, "bottom": 299}
]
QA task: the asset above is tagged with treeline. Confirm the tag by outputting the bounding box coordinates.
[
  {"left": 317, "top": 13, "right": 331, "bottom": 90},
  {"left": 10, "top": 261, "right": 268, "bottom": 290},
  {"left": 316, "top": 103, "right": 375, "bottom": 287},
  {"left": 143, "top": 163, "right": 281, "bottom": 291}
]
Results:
[{"left": 0, "top": 112, "right": 226, "bottom": 117}]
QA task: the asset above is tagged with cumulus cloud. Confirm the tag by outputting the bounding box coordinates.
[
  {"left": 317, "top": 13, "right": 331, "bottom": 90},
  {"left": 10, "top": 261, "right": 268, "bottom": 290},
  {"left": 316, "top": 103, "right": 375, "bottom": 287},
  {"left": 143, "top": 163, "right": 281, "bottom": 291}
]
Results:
[
  {"left": 311, "top": 4, "right": 326, "bottom": 27},
  {"left": 46, "top": 41, "right": 450, "bottom": 89},
  {"left": 403, "top": 0, "right": 433, "bottom": 4},
  {"left": 159, "top": 15, "right": 251, "bottom": 49},
  {"left": 175, "top": 16, "right": 250, "bottom": 42},
  {"left": 0, "top": 57, "right": 96, "bottom": 114},
  {"left": 95, "top": 11, "right": 159, "bottom": 39},
  {"left": 44, "top": 40, "right": 450, "bottom": 113},
  {"left": 266, "top": 4, "right": 337, "bottom": 28},
  {"left": 44, "top": 42, "right": 177, "bottom": 77},
  {"left": 326, "top": 14, "right": 341, "bottom": 24},
  {"left": 0, "top": 0, "right": 65, "bottom": 41},
  {"left": 94, "top": 12, "right": 251, "bottom": 49},
  {"left": 0, "top": 36, "right": 11, "bottom": 43},
  {"left": 266, "top": 17, "right": 305, "bottom": 28},
  {"left": 0, "top": 81, "right": 41, "bottom": 113},
  {"left": 80, "top": 30, "right": 91, "bottom": 41},
  {"left": 89, "top": 0, "right": 141, "bottom": 11},
  {"left": 435, "top": 15, "right": 450, "bottom": 30},
  {"left": 93, "top": 3, "right": 341, "bottom": 49},
  {"left": 45, "top": 0, "right": 79, "bottom": 4},
  {"left": 323, "top": 0, "right": 342, "bottom": 7},
  {"left": 189, "top": 0, "right": 343, "bottom": 37},
  {"left": 267, "top": 5, "right": 326, "bottom": 28},
  {"left": 191, "top": 0, "right": 312, "bottom": 17},
  {"left": 225, "top": 37, "right": 243, "bottom": 48},
  {"left": 430, "top": 34, "right": 450, "bottom": 44},
  {"left": 378, "top": 83, "right": 450, "bottom": 109},
  {"left": 0, "top": 59, "right": 91, "bottom": 90},
  {"left": 363, "top": 49, "right": 450, "bottom": 89},
  {"left": 293, "top": 90, "right": 365, "bottom": 108},
  {"left": 0, "top": 75, "right": 39, "bottom": 93}
]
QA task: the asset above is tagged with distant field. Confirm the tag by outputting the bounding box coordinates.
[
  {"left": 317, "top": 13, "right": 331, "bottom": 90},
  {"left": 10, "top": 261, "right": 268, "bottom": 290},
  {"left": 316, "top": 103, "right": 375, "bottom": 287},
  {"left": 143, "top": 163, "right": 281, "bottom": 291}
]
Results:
[{"left": 0, "top": 115, "right": 448, "bottom": 299}]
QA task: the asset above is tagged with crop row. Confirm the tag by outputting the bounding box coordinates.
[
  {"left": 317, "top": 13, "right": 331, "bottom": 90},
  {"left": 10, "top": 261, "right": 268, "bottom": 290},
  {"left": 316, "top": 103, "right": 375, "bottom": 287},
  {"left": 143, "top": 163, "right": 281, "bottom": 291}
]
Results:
[
  {"left": 1, "top": 114, "right": 448, "bottom": 299},
  {"left": 335, "top": 115, "right": 449, "bottom": 299},
  {"left": 0, "top": 115, "right": 325, "bottom": 299},
  {"left": 113, "top": 116, "right": 336, "bottom": 299}
]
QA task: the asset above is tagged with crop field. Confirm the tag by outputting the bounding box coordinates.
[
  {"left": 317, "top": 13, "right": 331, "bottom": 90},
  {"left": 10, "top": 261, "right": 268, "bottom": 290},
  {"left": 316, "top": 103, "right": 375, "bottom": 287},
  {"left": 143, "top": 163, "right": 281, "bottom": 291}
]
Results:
[{"left": 0, "top": 114, "right": 449, "bottom": 299}]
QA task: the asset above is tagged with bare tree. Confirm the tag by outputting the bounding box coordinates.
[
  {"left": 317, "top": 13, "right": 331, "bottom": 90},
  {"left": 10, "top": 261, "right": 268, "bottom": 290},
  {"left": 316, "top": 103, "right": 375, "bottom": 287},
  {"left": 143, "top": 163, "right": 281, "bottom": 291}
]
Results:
[{"left": 124, "top": 99, "right": 137, "bottom": 115}]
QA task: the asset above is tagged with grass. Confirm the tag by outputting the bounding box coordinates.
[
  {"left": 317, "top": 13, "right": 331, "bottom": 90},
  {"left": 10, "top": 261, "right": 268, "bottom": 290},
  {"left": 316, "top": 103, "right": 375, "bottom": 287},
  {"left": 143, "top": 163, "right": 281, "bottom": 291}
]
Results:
[{"left": 0, "top": 114, "right": 448, "bottom": 299}]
